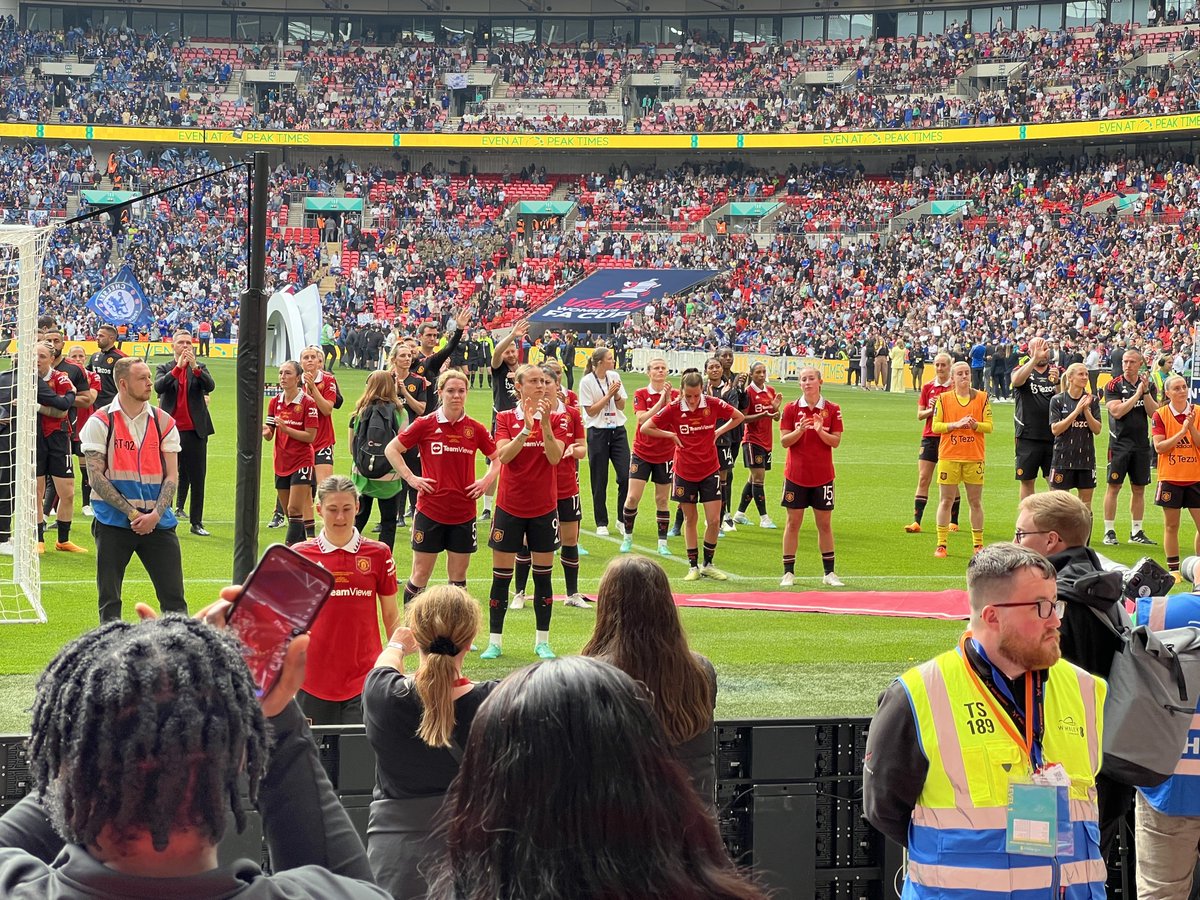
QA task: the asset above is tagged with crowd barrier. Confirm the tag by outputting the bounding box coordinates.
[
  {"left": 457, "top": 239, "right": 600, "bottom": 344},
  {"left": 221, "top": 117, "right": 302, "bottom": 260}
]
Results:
[{"left": 0, "top": 718, "right": 1144, "bottom": 898}]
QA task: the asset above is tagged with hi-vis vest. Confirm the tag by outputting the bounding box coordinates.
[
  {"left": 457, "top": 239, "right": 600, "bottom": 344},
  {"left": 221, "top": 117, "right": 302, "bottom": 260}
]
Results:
[
  {"left": 1138, "top": 594, "right": 1200, "bottom": 815},
  {"left": 1155, "top": 406, "right": 1200, "bottom": 484},
  {"left": 898, "top": 648, "right": 1107, "bottom": 899},
  {"left": 936, "top": 390, "right": 989, "bottom": 462},
  {"left": 91, "top": 406, "right": 178, "bottom": 531}
]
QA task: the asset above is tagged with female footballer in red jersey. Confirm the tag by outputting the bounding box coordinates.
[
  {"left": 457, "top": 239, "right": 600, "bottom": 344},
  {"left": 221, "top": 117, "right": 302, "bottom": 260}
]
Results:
[
  {"left": 293, "top": 475, "right": 400, "bottom": 725},
  {"left": 300, "top": 345, "right": 342, "bottom": 484},
  {"left": 67, "top": 344, "right": 103, "bottom": 517},
  {"left": 384, "top": 369, "right": 500, "bottom": 606},
  {"left": 779, "top": 367, "right": 844, "bottom": 588},
  {"left": 621, "top": 356, "right": 678, "bottom": 557},
  {"left": 734, "top": 362, "right": 781, "bottom": 529},
  {"left": 509, "top": 359, "right": 590, "bottom": 609},
  {"left": 262, "top": 360, "right": 318, "bottom": 545},
  {"left": 905, "top": 352, "right": 960, "bottom": 534},
  {"left": 642, "top": 368, "right": 745, "bottom": 582},
  {"left": 481, "top": 365, "right": 564, "bottom": 660}
]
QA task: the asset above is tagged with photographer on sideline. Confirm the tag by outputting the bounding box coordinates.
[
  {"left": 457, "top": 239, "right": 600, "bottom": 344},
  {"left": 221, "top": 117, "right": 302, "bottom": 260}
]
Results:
[
  {"left": 1013, "top": 490, "right": 1133, "bottom": 856},
  {"left": 0, "top": 594, "right": 389, "bottom": 898}
]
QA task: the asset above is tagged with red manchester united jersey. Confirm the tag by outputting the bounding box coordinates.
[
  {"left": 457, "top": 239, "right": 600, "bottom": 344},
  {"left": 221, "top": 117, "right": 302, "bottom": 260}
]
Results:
[
  {"left": 269, "top": 391, "right": 319, "bottom": 476},
  {"left": 781, "top": 397, "right": 843, "bottom": 486},
  {"left": 295, "top": 530, "right": 399, "bottom": 701},
  {"left": 633, "top": 386, "right": 680, "bottom": 464},
  {"left": 742, "top": 383, "right": 778, "bottom": 450},
  {"left": 310, "top": 371, "right": 339, "bottom": 452},
  {"left": 919, "top": 380, "right": 954, "bottom": 439},
  {"left": 39, "top": 369, "right": 74, "bottom": 437},
  {"left": 554, "top": 403, "right": 585, "bottom": 499},
  {"left": 494, "top": 409, "right": 563, "bottom": 517},
  {"left": 650, "top": 394, "right": 736, "bottom": 483},
  {"left": 398, "top": 410, "right": 498, "bottom": 524}
]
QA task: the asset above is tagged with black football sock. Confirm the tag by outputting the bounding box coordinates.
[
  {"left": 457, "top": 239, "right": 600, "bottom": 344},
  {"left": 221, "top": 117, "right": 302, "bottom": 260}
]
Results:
[
  {"left": 738, "top": 481, "right": 753, "bottom": 514},
  {"left": 57, "top": 520, "right": 70, "bottom": 544},
  {"left": 304, "top": 519, "right": 315, "bottom": 539},
  {"left": 822, "top": 551, "right": 836, "bottom": 575},
  {"left": 532, "top": 566, "right": 554, "bottom": 631},
  {"left": 622, "top": 506, "right": 637, "bottom": 536},
  {"left": 514, "top": 550, "right": 532, "bottom": 594},
  {"left": 488, "top": 567, "right": 514, "bottom": 633},
  {"left": 687, "top": 545, "right": 698, "bottom": 567},
  {"left": 656, "top": 509, "right": 670, "bottom": 539},
  {"left": 753, "top": 484, "right": 767, "bottom": 516},
  {"left": 285, "top": 517, "right": 305, "bottom": 545},
  {"left": 404, "top": 580, "right": 423, "bottom": 606},
  {"left": 914, "top": 495, "right": 928, "bottom": 524},
  {"left": 560, "top": 544, "right": 580, "bottom": 595},
  {"left": 703, "top": 540, "right": 717, "bottom": 567},
  {"left": 783, "top": 555, "right": 796, "bottom": 574}
]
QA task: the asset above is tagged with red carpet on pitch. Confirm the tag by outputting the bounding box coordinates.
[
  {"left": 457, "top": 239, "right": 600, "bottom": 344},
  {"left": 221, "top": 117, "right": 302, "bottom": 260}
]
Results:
[{"left": 671, "top": 589, "right": 969, "bottom": 620}]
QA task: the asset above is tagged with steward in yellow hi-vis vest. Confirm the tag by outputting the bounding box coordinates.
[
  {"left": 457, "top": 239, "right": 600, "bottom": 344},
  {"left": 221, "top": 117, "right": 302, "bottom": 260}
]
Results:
[{"left": 863, "top": 543, "right": 1107, "bottom": 899}]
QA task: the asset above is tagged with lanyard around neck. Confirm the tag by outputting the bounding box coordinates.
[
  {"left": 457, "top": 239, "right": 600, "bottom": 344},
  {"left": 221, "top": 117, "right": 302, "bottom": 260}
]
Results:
[{"left": 958, "top": 631, "right": 1040, "bottom": 769}]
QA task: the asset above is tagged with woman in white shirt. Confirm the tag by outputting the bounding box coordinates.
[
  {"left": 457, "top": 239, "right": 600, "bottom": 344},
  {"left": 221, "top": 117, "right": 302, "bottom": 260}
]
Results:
[{"left": 577, "top": 347, "right": 630, "bottom": 537}]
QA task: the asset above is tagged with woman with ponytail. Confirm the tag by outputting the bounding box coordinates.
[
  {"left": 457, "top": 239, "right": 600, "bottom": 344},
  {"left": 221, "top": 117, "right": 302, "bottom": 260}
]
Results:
[{"left": 363, "top": 585, "right": 499, "bottom": 900}]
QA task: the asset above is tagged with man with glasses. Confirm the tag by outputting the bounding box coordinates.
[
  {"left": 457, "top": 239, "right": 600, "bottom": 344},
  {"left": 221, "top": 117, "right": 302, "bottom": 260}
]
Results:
[
  {"left": 864, "top": 542, "right": 1107, "bottom": 897},
  {"left": 1015, "top": 490, "right": 1132, "bottom": 857}
]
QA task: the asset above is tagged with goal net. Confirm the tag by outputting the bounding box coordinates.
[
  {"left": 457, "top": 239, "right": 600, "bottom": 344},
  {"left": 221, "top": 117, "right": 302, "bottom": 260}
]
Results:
[{"left": 0, "top": 225, "right": 52, "bottom": 624}]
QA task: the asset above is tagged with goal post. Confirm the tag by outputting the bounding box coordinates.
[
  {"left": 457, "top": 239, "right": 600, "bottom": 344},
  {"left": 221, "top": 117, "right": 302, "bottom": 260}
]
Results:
[{"left": 0, "top": 225, "right": 52, "bottom": 624}]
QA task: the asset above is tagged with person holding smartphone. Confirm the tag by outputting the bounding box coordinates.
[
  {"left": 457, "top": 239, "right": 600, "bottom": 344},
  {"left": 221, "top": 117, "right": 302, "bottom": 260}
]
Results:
[
  {"left": 481, "top": 365, "right": 565, "bottom": 660},
  {"left": 293, "top": 475, "right": 400, "bottom": 725},
  {"left": 384, "top": 369, "right": 500, "bottom": 606},
  {"left": 263, "top": 360, "right": 318, "bottom": 546},
  {"left": 0, "top": 591, "right": 391, "bottom": 898},
  {"left": 363, "top": 585, "right": 500, "bottom": 900}
]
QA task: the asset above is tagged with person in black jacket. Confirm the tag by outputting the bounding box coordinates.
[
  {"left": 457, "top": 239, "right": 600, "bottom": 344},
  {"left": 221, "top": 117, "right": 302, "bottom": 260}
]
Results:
[
  {"left": 412, "top": 308, "right": 471, "bottom": 414},
  {"left": 0, "top": 593, "right": 389, "bottom": 899},
  {"left": 1013, "top": 489, "right": 1133, "bottom": 857},
  {"left": 154, "top": 331, "right": 215, "bottom": 536}
]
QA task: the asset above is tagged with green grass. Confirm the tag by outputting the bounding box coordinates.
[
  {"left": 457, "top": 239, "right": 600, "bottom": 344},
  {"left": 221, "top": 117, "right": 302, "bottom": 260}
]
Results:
[{"left": 0, "top": 360, "right": 1166, "bottom": 732}]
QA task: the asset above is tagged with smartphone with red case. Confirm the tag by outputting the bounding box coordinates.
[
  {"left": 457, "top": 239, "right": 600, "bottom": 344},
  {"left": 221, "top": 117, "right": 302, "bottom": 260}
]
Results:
[{"left": 227, "top": 544, "right": 335, "bottom": 698}]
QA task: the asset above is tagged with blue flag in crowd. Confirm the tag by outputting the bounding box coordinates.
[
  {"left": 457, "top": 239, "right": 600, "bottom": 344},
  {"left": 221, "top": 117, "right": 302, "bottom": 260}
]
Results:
[{"left": 86, "top": 265, "right": 155, "bottom": 327}]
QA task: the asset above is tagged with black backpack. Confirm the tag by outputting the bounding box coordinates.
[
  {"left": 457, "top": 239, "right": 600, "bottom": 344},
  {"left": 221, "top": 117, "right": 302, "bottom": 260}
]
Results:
[{"left": 353, "top": 402, "right": 400, "bottom": 479}]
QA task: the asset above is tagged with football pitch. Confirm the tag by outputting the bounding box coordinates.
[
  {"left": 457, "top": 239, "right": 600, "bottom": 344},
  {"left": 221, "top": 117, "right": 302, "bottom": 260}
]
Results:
[{"left": 0, "top": 358, "right": 1167, "bottom": 732}]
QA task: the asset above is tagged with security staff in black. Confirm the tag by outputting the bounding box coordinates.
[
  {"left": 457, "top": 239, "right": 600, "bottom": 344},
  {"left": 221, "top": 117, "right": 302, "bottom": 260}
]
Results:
[
  {"left": 1010, "top": 335, "right": 1059, "bottom": 501},
  {"left": 87, "top": 324, "right": 127, "bottom": 408}
]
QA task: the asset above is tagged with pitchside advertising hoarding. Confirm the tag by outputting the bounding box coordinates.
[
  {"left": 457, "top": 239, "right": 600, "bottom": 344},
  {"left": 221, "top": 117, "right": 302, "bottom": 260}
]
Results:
[{"left": 529, "top": 269, "right": 718, "bottom": 324}]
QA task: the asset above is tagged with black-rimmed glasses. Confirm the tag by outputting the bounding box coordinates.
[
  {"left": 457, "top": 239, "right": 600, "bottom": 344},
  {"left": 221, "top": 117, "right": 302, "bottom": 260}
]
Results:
[
  {"left": 1013, "top": 529, "right": 1054, "bottom": 542},
  {"left": 990, "top": 599, "right": 1066, "bottom": 619}
]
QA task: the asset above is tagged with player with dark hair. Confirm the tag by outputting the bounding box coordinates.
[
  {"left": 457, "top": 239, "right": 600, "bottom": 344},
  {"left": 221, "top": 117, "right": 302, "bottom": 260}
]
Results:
[
  {"left": 481, "top": 319, "right": 527, "bottom": 521},
  {"left": 1102, "top": 348, "right": 1159, "bottom": 546},
  {"left": 263, "top": 360, "right": 318, "bottom": 546},
  {"left": 733, "top": 361, "right": 781, "bottom": 529},
  {"left": 642, "top": 368, "right": 745, "bottom": 582},
  {"left": 0, "top": 604, "right": 389, "bottom": 897},
  {"left": 1010, "top": 335, "right": 1059, "bottom": 500},
  {"left": 779, "top": 367, "right": 844, "bottom": 587},
  {"left": 293, "top": 475, "right": 399, "bottom": 725},
  {"left": 621, "top": 356, "right": 678, "bottom": 556}
]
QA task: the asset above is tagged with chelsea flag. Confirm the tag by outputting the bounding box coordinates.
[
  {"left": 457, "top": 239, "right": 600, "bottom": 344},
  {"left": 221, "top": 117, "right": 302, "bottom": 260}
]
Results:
[{"left": 86, "top": 265, "right": 156, "bottom": 327}]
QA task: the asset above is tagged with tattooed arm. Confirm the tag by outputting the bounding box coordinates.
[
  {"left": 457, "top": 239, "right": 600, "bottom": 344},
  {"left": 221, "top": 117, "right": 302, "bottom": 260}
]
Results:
[
  {"left": 84, "top": 450, "right": 138, "bottom": 520},
  {"left": 153, "top": 451, "right": 179, "bottom": 517}
]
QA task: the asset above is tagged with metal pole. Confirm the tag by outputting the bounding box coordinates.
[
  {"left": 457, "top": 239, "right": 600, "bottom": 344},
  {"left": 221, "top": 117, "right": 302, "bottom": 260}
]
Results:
[{"left": 233, "top": 151, "right": 269, "bottom": 583}]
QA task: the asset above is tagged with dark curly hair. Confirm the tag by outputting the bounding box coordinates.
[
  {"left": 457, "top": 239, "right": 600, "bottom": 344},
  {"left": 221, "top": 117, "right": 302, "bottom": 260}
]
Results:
[{"left": 27, "top": 615, "right": 269, "bottom": 851}]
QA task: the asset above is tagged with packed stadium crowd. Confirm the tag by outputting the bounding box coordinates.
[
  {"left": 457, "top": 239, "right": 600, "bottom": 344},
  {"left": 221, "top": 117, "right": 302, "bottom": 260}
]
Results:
[{"left": 0, "top": 16, "right": 1198, "bottom": 133}]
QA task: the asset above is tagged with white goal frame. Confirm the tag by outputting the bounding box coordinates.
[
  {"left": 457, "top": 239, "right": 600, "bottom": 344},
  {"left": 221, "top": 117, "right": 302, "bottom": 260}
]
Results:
[{"left": 0, "top": 224, "right": 52, "bottom": 624}]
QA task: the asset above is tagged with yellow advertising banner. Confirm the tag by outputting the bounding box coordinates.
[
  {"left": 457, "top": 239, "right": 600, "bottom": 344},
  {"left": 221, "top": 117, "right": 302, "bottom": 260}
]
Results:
[
  {"left": 0, "top": 113, "right": 1196, "bottom": 151},
  {"left": 13, "top": 339, "right": 239, "bottom": 360}
]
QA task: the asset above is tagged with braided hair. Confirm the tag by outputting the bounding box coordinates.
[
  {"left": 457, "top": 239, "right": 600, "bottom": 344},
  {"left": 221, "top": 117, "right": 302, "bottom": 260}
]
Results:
[{"left": 27, "top": 616, "right": 269, "bottom": 852}]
